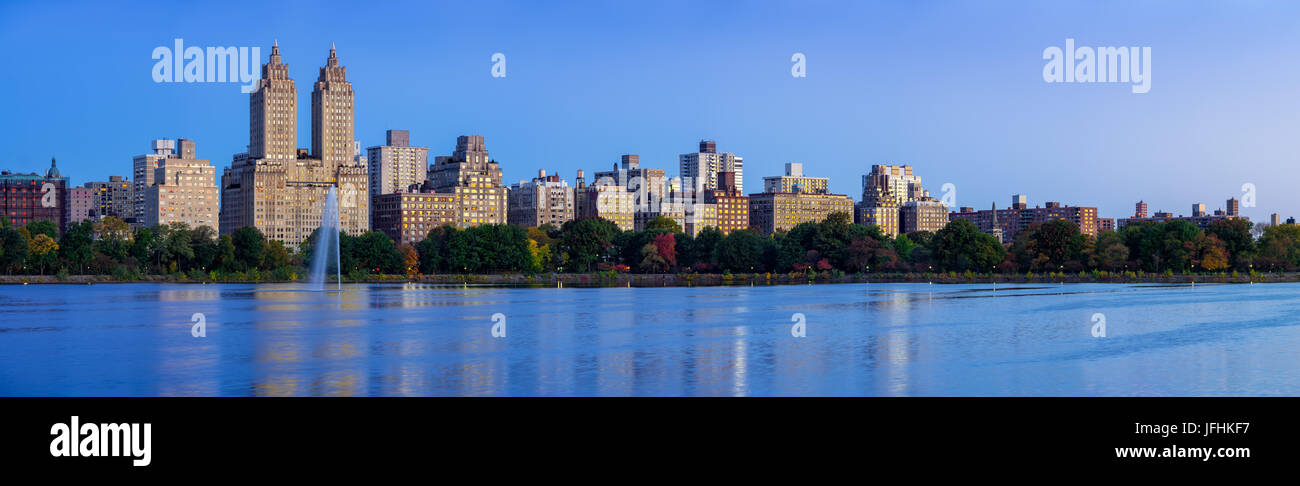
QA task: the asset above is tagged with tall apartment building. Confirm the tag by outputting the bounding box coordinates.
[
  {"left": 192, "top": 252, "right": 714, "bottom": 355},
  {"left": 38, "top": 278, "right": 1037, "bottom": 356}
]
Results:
[
  {"left": 372, "top": 191, "right": 458, "bottom": 246},
  {"left": 312, "top": 44, "right": 354, "bottom": 165},
  {"left": 951, "top": 195, "right": 1099, "bottom": 243},
  {"left": 0, "top": 158, "right": 69, "bottom": 232},
  {"left": 705, "top": 171, "right": 749, "bottom": 234},
  {"left": 508, "top": 169, "right": 574, "bottom": 228},
  {"left": 680, "top": 140, "right": 742, "bottom": 194},
  {"left": 424, "top": 135, "right": 507, "bottom": 227},
  {"left": 220, "top": 43, "right": 369, "bottom": 246},
  {"left": 762, "top": 163, "right": 828, "bottom": 194},
  {"left": 594, "top": 154, "right": 667, "bottom": 216},
  {"left": 579, "top": 182, "right": 635, "bottom": 231},
  {"left": 857, "top": 186, "right": 900, "bottom": 235},
  {"left": 250, "top": 41, "right": 296, "bottom": 161},
  {"left": 82, "top": 175, "right": 132, "bottom": 220},
  {"left": 856, "top": 164, "right": 930, "bottom": 236},
  {"left": 1134, "top": 200, "right": 1148, "bottom": 218},
  {"left": 900, "top": 199, "right": 949, "bottom": 234},
  {"left": 1226, "top": 198, "right": 1240, "bottom": 217},
  {"left": 142, "top": 139, "right": 219, "bottom": 231},
  {"left": 367, "top": 130, "right": 428, "bottom": 197},
  {"left": 132, "top": 139, "right": 175, "bottom": 225}
]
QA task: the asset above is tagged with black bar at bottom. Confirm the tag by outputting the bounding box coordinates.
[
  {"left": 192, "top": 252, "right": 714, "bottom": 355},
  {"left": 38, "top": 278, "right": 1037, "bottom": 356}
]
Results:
[{"left": 1, "top": 397, "right": 1287, "bottom": 473}]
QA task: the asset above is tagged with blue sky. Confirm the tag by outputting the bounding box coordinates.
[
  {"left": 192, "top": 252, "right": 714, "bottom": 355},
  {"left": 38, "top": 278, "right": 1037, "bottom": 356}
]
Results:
[{"left": 2, "top": 0, "right": 1299, "bottom": 221}]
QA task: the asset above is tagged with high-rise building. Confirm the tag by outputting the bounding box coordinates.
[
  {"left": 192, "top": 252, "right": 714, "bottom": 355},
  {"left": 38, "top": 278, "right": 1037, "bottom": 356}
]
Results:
[
  {"left": 1226, "top": 198, "right": 1240, "bottom": 217},
  {"left": 705, "top": 171, "right": 749, "bottom": 234},
  {"left": 142, "top": 138, "right": 219, "bottom": 231},
  {"left": 1271, "top": 213, "right": 1281, "bottom": 226},
  {"left": 133, "top": 139, "right": 174, "bottom": 225},
  {"left": 763, "top": 163, "right": 828, "bottom": 194},
  {"left": 372, "top": 191, "right": 458, "bottom": 246},
  {"left": 367, "top": 129, "right": 429, "bottom": 199},
  {"left": 679, "top": 140, "right": 742, "bottom": 194},
  {"left": 424, "top": 135, "right": 507, "bottom": 227},
  {"left": 857, "top": 164, "right": 930, "bottom": 236},
  {"left": 1134, "top": 200, "right": 1148, "bottom": 218},
  {"left": 220, "top": 44, "right": 369, "bottom": 246},
  {"left": 249, "top": 41, "right": 296, "bottom": 161},
  {"left": 579, "top": 182, "right": 635, "bottom": 231},
  {"left": 312, "top": 44, "right": 354, "bottom": 165},
  {"left": 508, "top": 169, "right": 575, "bottom": 228},
  {"left": 1192, "top": 203, "right": 1207, "bottom": 218},
  {"left": 0, "top": 158, "right": 69, "bottom": 232},
  {"left": 594, "top": 154, "right": 668, "bottom": 218}
]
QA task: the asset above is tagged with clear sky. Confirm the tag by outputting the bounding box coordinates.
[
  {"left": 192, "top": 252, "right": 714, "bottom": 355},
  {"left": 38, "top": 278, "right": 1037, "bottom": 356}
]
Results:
[{"left": 2, "top": 0, "right": 1299, "bottom": 222}]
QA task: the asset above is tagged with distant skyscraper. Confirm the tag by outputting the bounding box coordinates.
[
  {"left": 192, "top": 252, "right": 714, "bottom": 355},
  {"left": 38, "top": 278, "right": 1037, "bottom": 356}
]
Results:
[
  {"left": 1192, "top": 203, "right": 1206, "bottom": 218},
  {"left": 679, "top": 140, "right": 742, "bottom": 194},
  {"left": 1226, "top": 198, "right": 1240, "bottom": 217},
  {"left": 1135, "top": 200, "right": 1148, "bottom": 218},
  {"left": 1271, "top": 213, "right": 1281, "bottom": 226}
]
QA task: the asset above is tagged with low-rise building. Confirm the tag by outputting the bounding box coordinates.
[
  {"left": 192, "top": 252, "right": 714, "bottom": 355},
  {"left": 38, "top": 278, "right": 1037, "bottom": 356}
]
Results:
[{"left": 372, "top": 191, "right": 459, "bottom": 246}]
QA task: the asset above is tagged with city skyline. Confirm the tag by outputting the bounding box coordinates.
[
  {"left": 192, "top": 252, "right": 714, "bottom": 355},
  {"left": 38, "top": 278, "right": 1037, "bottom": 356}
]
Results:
[{"left": 3, "top": 1, "right": 1300, "bottom": 222}]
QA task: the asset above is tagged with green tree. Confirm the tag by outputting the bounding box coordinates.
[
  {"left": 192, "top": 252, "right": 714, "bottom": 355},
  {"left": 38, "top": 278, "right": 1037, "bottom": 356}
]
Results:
[
  {"left": 59, "top": 220, "right": 96, "bottom": 273},
  {"left": 0, "top": 225, "right": 29, "bottom": 274},
  {"left": 231, "top": 226, "right": 267, "bottom": 271},
  {"left": 643, "top": 215, "right": 682, "bottom": 234},
  {"left": 933, "top": 219, "right": 1005, "bottom": 272},
  {"left": 715, "top": 229, "right": 765, "bottom": 272},
  {"left": 558, "top": 218, "right": 619, "bottom": 272}
]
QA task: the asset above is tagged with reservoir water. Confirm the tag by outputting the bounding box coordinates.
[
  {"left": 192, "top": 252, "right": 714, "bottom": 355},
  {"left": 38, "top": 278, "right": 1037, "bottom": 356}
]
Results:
[{"left": 2, "top": 282, "right": 1297, "bottom": 396}]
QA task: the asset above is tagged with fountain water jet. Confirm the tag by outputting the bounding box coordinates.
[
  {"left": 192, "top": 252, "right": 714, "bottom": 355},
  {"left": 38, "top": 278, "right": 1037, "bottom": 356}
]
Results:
[{"left": 308, "top": 186, "right": 342, "bottom": 291}]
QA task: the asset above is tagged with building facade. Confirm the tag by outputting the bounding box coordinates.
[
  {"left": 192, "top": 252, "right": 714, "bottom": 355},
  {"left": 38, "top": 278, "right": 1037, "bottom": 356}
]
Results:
[
  {"left": 367, "top": 129, "right": 429, "bottom": 198},
  {"left": 900, "top": 199, "right": 949, "bottom": 234},
  {"left": 508, "top": 170, "right": 574, "bottom": 228},
  {"left": 680, "top": 140, "right": 742, "bottom": 194},
  {"left": 748, "top": 191, "right": 854, "bottom": 234},
  {"left": 0, "top": 159, "right": 69, "bottom": 232},
  {"left": 220, "top": 44, "right": 369, "bottom": 246},
  {"left": 372, "top": 192, "right": 458, "bottom": 246},
  {"left": 133, "top": 139, "right": 174, "bottom": 225},
  {"left": 424, "top": 135, "right": 507, "bottom": 227},
  {"left": 762, "top": 163, "right": 828, "bottom": 194},
  {"left": 704, "top": 171, "right": 748, "bottom": 234},
  {"left": 579, "top": 182, "right": 635, "bottom": 231},
  {"left": 142, "top": 139, "right": 219, "bottom": 231},
  {"left": 950, "top": 195, "right": 1100, "bottom": 243}
]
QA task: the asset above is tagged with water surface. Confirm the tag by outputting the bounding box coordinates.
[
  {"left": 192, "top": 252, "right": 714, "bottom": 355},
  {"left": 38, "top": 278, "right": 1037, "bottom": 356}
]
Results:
[{"left": 1, "top": 282, "right": 1297, "bottom": 396}]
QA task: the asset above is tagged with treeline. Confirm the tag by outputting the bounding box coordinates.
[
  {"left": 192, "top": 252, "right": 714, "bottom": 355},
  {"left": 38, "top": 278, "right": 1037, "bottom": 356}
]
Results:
[
  {"left": 0, "top": 216, "right": 418, "bottom": 280},
  {"left": 2, "top": 212, "right": 1294, "bottom": 280}
]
